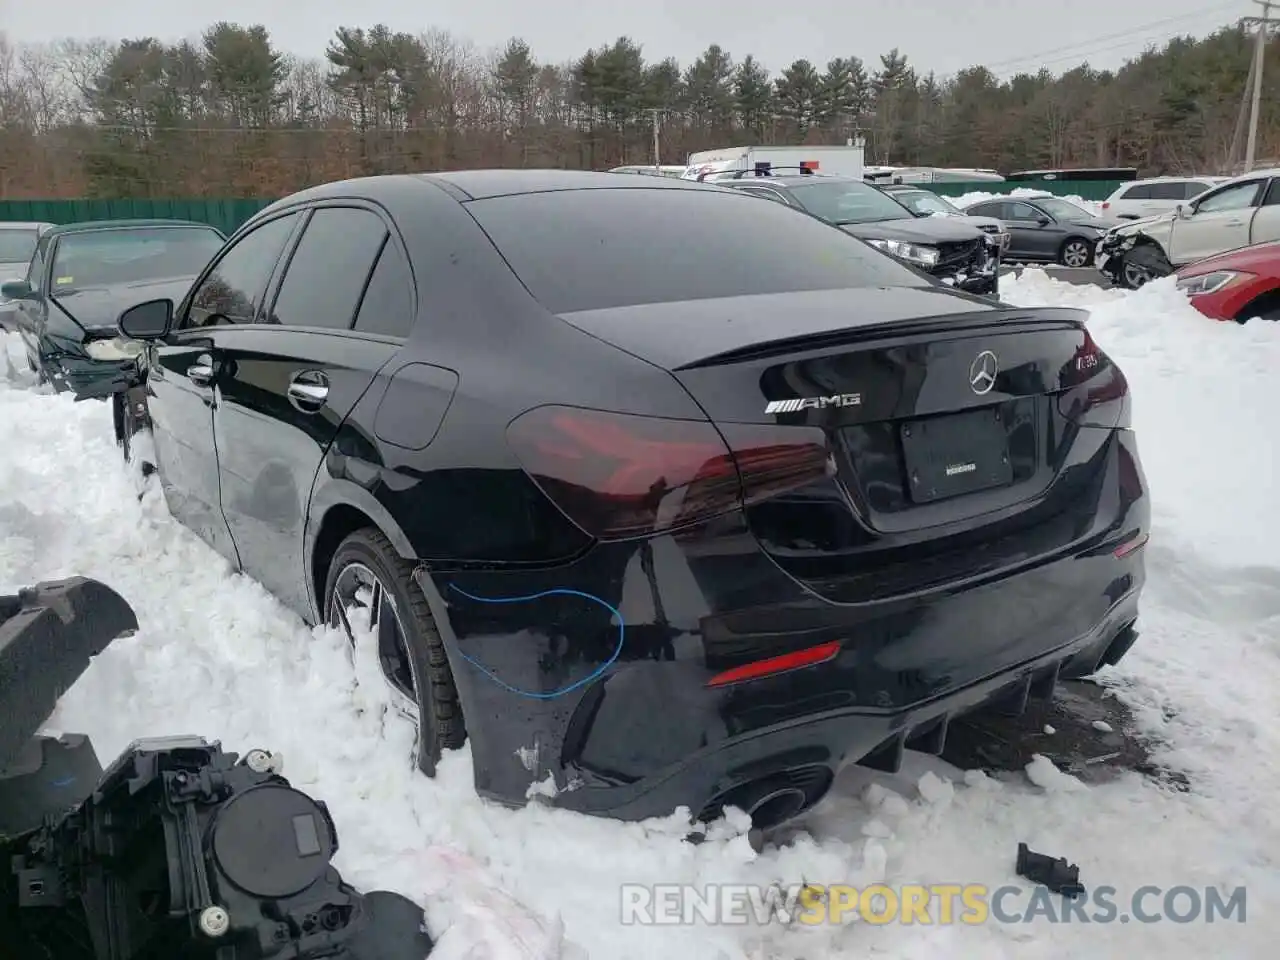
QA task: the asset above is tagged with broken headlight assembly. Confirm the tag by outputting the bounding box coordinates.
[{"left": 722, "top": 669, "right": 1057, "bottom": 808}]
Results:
[
  {"left": 864, "top": 238, "right": 940, "bottom": 268},
  {"left": 82, "top": 336, "right": 147, "bottom": 362}
]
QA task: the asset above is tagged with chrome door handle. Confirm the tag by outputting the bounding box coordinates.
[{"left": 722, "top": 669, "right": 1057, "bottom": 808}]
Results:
[
  {"left": 187, "top": 353, "right": 215, "bottom": 386},
  {"left": 1224, "top": 219, "right": 1244, "bottom": 226},
  {"left": 287, "top": 371, "right": 329, "bottom": 411}
]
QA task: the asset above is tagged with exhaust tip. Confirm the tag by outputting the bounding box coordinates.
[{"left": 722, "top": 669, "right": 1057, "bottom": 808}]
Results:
[{"left": 746, "top": 786, "right": 808, "bottom": 830}]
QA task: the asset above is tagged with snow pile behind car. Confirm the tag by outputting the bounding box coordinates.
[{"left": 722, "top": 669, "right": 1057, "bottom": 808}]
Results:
[
  {"left": 0, "top": 270, "right": 1277, "bottom": 959},
  {"left": 955, "top": 187, "right": 1105, "bottom": 217}
]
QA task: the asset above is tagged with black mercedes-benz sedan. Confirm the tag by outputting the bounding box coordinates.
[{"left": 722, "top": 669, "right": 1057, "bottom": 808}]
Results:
[{"left": 111, "top": 171, "right": 1148, "bottom": 833}]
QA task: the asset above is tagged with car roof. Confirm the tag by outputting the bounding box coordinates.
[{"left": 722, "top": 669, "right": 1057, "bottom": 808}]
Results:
[
  {"left": 45, "top": 218, "right": 219, "bottom": 236},
  {"left": 1123, "top": 175, "right": 1224, "bottom": 183},
  {"left": 250, "top": 170, "right": 716, "bottom": 220},
  {"left": 418, "top": 169, "right": 714, "bottom": 200}
]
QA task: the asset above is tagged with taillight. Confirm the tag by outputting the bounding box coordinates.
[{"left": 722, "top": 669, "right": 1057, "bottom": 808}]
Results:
[
  {"left": 1101, "top": 201, "right": 1110, "bottom": 210},
  {"left": 1058, "top": 330, "right": 1129, "bottom": 429},
  {"left": 506, "top": 406, "right": 832, "bottom": 541}
]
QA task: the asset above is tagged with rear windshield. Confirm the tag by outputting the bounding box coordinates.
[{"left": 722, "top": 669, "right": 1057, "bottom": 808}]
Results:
[
  {"left": 51, "top": 226, "right": 224, "bottom": 290},
  {"left": 0, "top": 228, "right": 38, "bottom": 262},
  {"left": 465, "top": 187, "right": 926, "bottom": 314}
]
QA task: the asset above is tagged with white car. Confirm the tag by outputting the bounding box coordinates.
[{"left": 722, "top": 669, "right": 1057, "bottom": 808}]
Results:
[
  {"left": 1099, "top": 177, "right": 1227, "bottom": 220},
  {"left": 1095, "top": 168, "right": 1280, "bottom": 288}
]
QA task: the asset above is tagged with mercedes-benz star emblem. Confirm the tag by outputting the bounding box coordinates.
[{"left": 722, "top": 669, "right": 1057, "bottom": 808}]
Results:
[{"left": 969, "top": 350, "right": 999, "bottom": 395}]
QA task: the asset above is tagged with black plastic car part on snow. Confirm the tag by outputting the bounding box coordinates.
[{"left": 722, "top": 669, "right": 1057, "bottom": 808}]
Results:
[{"left": 111, "top": 170, "right": 1149, "bottom": 834}]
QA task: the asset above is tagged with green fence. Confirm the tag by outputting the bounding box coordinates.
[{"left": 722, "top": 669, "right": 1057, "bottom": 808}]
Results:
[
  {"left": 0, "top": 179, "right": 1123, "bottom": 233},
  {"left": 0, "top": 198, "right": 273, "bottom": 236}
]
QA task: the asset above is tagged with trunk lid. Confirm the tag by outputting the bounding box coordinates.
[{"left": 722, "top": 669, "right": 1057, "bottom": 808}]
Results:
[{"left": 561, "top": 288, "right": 1123, "bottom": 602}]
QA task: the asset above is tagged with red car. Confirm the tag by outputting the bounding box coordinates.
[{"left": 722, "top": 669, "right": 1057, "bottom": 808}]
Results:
[{"left": 1174, "top": 240, "right": 1280, "bottom": 322}]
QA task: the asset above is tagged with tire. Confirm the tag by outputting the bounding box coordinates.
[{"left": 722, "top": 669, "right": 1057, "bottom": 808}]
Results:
[
  {"left": 1119, "top": 244, "right": 1172, "bottom": 290},
  {"left": 323, "top": 527, "right": 465, "bottom": 775},
  {"left": 1059, "top": 237, "right": 1093, "bottom": 268},
  {"left": 113, "top": 390, "right": 154, "bottom": 473}
]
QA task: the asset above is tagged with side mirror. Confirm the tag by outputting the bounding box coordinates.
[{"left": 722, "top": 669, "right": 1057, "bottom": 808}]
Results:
[
  {"left": 1175, "top": 203, "right": 1191, "bottom": 219},
  {"left": 118, "top": 298, "right": 175, "bottom": 341},
  {"left": 0, "top": 279, "right": 33, "bottom": 300},
  {"left": 1036, "top": 216, "right": 1052, "bottom": 227}
]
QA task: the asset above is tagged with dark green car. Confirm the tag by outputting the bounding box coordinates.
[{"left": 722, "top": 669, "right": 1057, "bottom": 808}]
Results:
[{"left": 1, "top": 219, "right": 225, "bottom": 399}]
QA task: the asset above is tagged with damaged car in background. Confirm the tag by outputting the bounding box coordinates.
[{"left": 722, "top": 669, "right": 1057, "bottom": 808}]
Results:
[
  {"left": 0, "top": 218, "right": 225, "bottom": 455},
  {"left": 876, "top": 183, "right": 1011, "bottom": 255},
  {"left": 1096, "top": 168, "right": 1280, "bottom": 289},
  {"left": 711, "top": 171, "right": 1002, "bottom": 295}
]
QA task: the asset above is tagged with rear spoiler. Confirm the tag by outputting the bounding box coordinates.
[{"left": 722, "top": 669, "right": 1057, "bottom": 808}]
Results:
[{"left": 677, "top": 307, "right": 1091, "bottom": 370}]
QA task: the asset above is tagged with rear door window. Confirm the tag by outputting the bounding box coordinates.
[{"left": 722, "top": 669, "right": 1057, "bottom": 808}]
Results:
[
  {"left": 353, "top": 238, "right": 415, "bottom": 338},
  {"left": 266, "top": 207, "right": 387, "bottom": 330},
  {"left": 1145, "top": 182, "right": 1185, "bottom": 200},
  {"left": 464, "top": 187, "right": 925, "bottom": 314},
  {"left": 1121, "top": 184, "right": 1155, "bottom": 200}
]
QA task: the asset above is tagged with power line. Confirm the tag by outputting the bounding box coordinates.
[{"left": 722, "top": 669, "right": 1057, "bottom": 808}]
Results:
[{"left": 969, "top": 1, "right": 1241, "bottom": 75}]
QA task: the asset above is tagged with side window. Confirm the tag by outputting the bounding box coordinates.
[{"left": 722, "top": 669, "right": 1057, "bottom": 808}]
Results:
[
  {"left": 353, "top": 239, "right": 414, "bottom": 338},
  {"left": 1121, "top": 184, "right": 1155, "bottom": 200},
  {"left": 267, "top": 207, "right": 388, "bottom": 330},
  {"left": 25, "top": 239, "right": 47, "bottom": 290},
  {"left": 967, "top": 202, "right": 998, "bottom": 217},
  {"left": 184, "top": 214, "right": 298, "bottom": 328},
  {"left": 1261, "top": 179, "right": 1280, "bottom": 207},
  {"left": 1195, "top": 181, "right": 1263, "bottom": 214},
  {"left": 1184, "top": 181, "right": 1214, "bottom": 199},
  {"left": 1006, "top": 202, "right": 1041, "bottom": 221},
  {"left": 1145, "top": 182, "right": 1178, "bottom": 200}
]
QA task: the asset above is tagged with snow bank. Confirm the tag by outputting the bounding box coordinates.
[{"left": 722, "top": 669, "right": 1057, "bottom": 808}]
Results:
[
  {"left": 954, "top": 188, "right": 1105, "bottom": 217},
  {"left": 2, "top": 271, "right": 1278, "bottom": 958}
]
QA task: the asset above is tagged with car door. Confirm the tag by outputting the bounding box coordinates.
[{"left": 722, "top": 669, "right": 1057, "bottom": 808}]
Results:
[
  {"left": 1166, "top": 178, "right": 1265, "bottom": 264},
  {"left": 1005, "top": 201, "right": 1064, "bottom": 260},
  {"left": 211, "top": 203, "right": 408, "bottom": 617},
  {"left": 147, "top": 211, "right": 302, "bottom": 566},
  {"left": 13, "top": 234, "right": 50, "bottom": 360},
  {"left": 1250, "top": 177, "right": 1280, "bottom": 244},
  {"left": 973, "top": 202, "right": 1033, "bottom": 260}
]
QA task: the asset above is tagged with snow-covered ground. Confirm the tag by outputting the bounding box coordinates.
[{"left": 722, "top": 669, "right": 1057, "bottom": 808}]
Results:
[
  {"left": 1, "top": 273, "right": 1276, "bottom": 959},
  {"left": 954, "top": 188, "right": 1105, "bottom": 218}
]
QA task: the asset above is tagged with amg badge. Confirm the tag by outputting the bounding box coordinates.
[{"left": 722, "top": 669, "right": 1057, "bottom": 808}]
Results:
[{"left": 765, "top": 393, "right": 862, "bottom": 415}]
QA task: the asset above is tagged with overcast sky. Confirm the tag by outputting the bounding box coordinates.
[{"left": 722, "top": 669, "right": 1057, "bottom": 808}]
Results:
[{"left": 0, "top": 0, "right": 1249, "bottom": 78}]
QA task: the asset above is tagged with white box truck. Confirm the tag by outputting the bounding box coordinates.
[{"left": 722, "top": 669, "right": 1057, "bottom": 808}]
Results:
[{"left": 682, "top": 143, "right": 865, "bottom": 182}]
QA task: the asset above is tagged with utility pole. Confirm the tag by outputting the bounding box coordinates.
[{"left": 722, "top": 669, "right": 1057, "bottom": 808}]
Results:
[
  {"left": 1242, "top": 0, "right": 1274, "bottom": 171},
  {"left": 651, "top": 109, "right": 661, "bottom": 172}
]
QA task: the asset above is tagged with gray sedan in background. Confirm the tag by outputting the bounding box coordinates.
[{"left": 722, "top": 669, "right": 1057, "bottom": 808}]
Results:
[{"left": 961, "top": 196, "right": 1118, "bottom": 267}]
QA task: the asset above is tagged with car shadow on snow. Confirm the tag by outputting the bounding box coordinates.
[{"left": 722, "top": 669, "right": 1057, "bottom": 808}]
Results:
[
  {"left": 938, "top": 678, "right": 1189, "bottom": 791},
  {"left": 768, "top": 680, "right": 1190, "bottom": 849}
]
